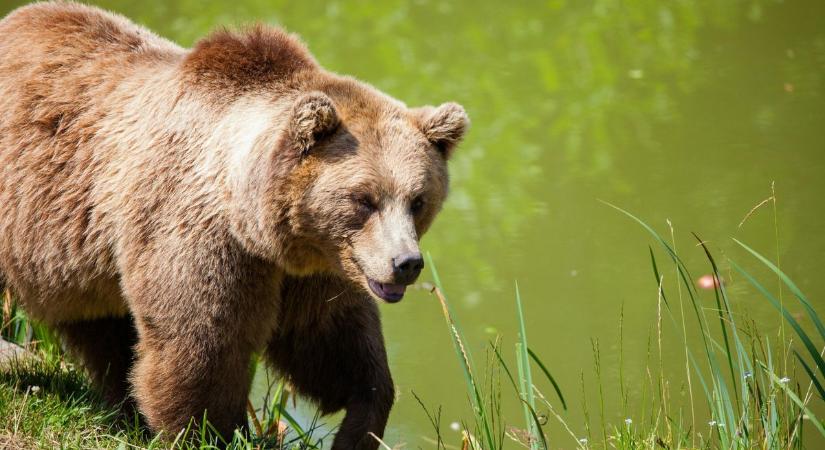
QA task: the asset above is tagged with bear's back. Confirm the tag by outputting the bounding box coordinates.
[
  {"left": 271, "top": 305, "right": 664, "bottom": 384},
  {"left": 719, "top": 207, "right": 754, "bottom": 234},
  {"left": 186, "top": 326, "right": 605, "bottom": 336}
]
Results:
[
  {"left": 0, "top": 2, "right": 183, "bottom": 311},
  {"left": 0, "top": 2, "right": 179, "bottom": 59},
  {"left": 0, "top": 1, "right": 183, "bottom": 139}
]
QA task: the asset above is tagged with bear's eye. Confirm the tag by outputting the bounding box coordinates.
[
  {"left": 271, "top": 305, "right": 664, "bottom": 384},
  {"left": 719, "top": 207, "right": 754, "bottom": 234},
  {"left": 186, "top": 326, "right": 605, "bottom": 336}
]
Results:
[
  {"left": 353, "top": 194, "right": 377, "bottom": 215},
  {"left": 410, "top": 196, "right": 426, "bottom": 215}
]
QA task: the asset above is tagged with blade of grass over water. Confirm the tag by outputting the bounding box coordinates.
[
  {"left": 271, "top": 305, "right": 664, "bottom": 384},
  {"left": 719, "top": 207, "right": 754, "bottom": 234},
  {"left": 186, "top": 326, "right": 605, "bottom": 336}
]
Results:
[
  {"left": 600, "top": 200, "right": 699, "bottom": 298},
  {"left": 514, "top": 282, "right": 542, "bottom": 450},
  {"left": 426, "top": 253, "right": 496, "bottom": 450},
  {"left": 734, "top": 238, "right": 825, "bottom": 342},
  {"left": 731, "top": 260, "right": 825, "bottom": 387},
  {"left": 695, "top": 234, "right": 755, "bottom": 419},
  {"left": 411, "top": 391, "right": 446, "bottom": 450},
  {"left": 490, "top": 342, "right": 520, "bottom": 396},
  {"left": 525, "top": 401, "right": 549, "bottom": 450},
  {"left": 527, "top": 348, "right": 566, "bottom": 410},
  {"left": 794, "top": 350, "right": 825, "bottom": 401},
  {"left": 759, "top": 362, "right": 825, "bottom": 438}
]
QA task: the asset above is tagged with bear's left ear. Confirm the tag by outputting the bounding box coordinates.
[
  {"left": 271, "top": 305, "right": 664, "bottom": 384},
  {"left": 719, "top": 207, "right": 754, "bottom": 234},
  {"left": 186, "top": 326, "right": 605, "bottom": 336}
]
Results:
[
  {"left": 288, "top": 91, "right": 340, "bottom": 158},
  {"left": 413, "top": 102, "right": 470, "bottom": 159}
]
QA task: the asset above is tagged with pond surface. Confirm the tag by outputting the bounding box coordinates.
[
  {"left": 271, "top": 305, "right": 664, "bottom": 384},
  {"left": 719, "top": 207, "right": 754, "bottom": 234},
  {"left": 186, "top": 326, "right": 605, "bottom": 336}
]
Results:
[{"left": 3, "top": 0, "right": 824, "bottom": 447}]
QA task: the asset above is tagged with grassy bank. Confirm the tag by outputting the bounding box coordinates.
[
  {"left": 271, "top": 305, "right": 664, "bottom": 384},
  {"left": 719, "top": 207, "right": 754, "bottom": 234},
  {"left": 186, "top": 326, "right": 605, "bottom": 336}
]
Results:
[
  {"left": 0, "top": 350, "right": 331, "bottom": 449},
  {"left": 1, "top": 203, "right": 823, "bottom": 449}
]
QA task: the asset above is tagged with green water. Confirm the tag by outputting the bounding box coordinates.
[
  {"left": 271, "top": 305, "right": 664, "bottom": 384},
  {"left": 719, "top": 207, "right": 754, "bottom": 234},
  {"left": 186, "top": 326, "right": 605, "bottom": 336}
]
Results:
[{"left": 3, "top": 0, "right": 824, "bottom": 447}]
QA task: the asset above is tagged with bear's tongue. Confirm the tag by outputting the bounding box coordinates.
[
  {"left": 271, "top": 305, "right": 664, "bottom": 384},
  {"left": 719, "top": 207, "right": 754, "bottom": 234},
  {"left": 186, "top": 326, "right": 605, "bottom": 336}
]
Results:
[{"left": 368, "top": 279, "right": 406, "bottom": 303}]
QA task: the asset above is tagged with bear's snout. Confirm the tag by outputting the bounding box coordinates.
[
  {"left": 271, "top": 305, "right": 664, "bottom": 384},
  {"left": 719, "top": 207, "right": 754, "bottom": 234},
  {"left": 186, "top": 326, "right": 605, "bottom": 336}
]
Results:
[{"left": 392, "top": 251, "right": 424, "bottom": 285}]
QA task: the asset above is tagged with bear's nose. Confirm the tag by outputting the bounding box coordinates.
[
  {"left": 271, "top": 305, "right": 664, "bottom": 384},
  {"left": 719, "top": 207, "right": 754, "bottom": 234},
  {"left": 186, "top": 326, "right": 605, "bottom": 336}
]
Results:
[{"left": 392, "top": 252, "right": 424, "bottom": 284}]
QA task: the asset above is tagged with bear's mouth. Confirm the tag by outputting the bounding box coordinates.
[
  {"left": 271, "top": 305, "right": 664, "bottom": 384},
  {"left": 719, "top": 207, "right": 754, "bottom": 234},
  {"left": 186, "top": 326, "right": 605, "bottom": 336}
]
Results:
[{"left": 367, "top": 279, "right": 407, "bottom": 303}]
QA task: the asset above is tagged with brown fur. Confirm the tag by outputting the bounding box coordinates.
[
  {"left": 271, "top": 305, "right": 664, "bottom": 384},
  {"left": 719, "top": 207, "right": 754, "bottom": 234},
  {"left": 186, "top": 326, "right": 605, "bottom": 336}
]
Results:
[
  {"left": 55, "top": 316, "right": 139, "bottom": 407},
  {"left": 0, "top": 2, "right": 468, "bottom": 448},
  {"left": 182, "top": 25, "right": 318, "bottom": 93}
]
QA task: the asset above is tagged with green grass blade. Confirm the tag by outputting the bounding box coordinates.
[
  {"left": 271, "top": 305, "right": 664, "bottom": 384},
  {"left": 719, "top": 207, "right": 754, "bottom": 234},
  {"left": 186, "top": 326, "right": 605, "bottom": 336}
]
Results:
[
  {"left": 514, "top": 282, "right": 540, "bottom": 449},
  {"left": 274, "top": 407, "right": 308, "bottom": 441},
  {"left": 490, "top": 342, "right": 520, "bottom": 396},
  {"left": 427, "top": 254, "right": 478, "bottom": 403},
  {"left": 763, "top": 337, "right": 779, "bottom": 445},
  {"left": 732, "top": 260, "right": 825, "bottom": 381},
  {"left": 648, "top": 246, "right": 670, "bottom": 309},
  {"left": 601, "top": 201, "right": 698, "bottom": 295},
  {"left": 649, "top": 245, "right": 716, "bottom": 411},
  {"left": 794, "top": 350, "right": 825, "bottom": 401},
  {"left": 427, "top": 253, "right": 496, "bottom": 450},
  {"left": 492, "top": 340, "right": 550, "bottom": 449},
  {"left": 527, "top": 347, "right": 567, "bottom": 410},
  {"left": 759, "top": 362, "right": 825, "bottom": 438},
  {"left": 516, "top": 343, "right": 536, "bottom": 449},
  {"left": 695, "top": 234, "right": 757, "bottom": 435},
  {"left": 734, "top": 238, "right": 825, "bottom": 341},
  {"left": 526, "top": 401, "right": 549, "bottom": 449},
  {"left": 694, "top": 234, "right": 741, "bottom": 412}
]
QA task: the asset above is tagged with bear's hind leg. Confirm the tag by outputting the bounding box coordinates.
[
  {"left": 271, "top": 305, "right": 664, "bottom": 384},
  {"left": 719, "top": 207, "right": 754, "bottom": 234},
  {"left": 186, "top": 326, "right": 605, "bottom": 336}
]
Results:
[{"left": 56, "top": 315, "right": 138, "bottom": 407}]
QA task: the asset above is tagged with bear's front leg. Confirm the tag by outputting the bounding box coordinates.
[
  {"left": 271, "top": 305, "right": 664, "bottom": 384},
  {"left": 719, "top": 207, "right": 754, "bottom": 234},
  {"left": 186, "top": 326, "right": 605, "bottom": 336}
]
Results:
[
  {"left": 131, "top": 324, "right": 253, "bottom": 440},
  {"left": 268, "top": 275, "right": 394, "bottom": 450},
  {"left": 122, "top": 244, "right": 281, "bottom": 442}
]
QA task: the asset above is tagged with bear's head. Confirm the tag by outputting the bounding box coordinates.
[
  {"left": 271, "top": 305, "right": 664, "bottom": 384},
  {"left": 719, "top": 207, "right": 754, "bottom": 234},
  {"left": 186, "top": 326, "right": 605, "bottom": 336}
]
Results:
[
  {"left": 275, "top": 81, "right": 468, "bottom": 302},
  {"left": 227, "top": 76, "right": 467, "bottom": 303}
]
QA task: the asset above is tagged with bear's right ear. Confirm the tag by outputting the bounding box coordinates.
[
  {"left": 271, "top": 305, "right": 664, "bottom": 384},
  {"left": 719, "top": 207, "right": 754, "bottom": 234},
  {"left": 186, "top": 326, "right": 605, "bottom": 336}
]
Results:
[
  {"left": 412, "top": 102, "right": 469, "bottom": 160},
  {"left": 287, "top": 92, "right": 340, "bottom": 158}
]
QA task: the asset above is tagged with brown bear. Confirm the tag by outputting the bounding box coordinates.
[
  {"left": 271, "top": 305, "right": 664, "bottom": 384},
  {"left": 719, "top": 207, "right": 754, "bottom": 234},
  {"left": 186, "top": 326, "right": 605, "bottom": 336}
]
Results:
[{"left": 0, "top": 2, "right": 468, "bottom": 449}]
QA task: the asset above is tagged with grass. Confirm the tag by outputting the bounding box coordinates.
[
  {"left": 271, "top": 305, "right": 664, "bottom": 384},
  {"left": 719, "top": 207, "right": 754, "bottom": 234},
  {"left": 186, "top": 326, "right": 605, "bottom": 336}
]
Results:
[
  {"left": 0, "top": 352, "right": 327, "bottom": 449},
  {"left": 0, "top": 356, "right": 144, "bottom": 450}
]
